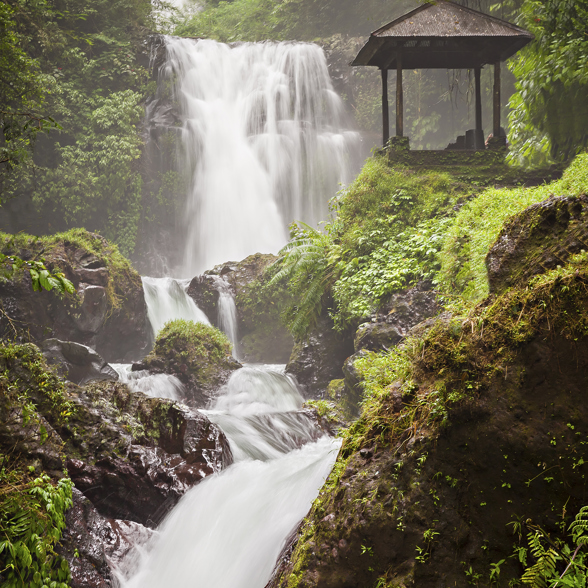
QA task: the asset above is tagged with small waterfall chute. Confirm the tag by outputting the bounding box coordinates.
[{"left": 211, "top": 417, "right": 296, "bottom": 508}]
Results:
[
  {"left": 112, "top": 363, "right": 185, "bottom": 401},
  {"left": 142, "top": 276, "right": 210, "bottom": 337}
]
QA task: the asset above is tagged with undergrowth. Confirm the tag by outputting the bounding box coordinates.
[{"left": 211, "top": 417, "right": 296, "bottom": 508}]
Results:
[
  {"left": 341, "top": 250, "right": 588, "bottom": 457},
  {"left": 439, "top": 152, "right": 588, "bottom": 302}
]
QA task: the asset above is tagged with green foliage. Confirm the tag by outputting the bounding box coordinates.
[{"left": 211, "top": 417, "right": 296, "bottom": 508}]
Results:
[
  {"left": 0, "top": 342, "right": 75, "bottom": 426},
  {"left": 519, "top": 507, "right": 588, "bottom": 587},
  {"left": 0, "top": 0, "right": 156, "bottom": 256},
  {"left": 438, "top": 152, "right": 588, "bottom": 301},
  {"left": 0, "top": 464, "right": 73, "bottom": 588},
  {"left": 175, "top": 0, "right": 405, "bottom": 42},
  {"left": 269, "top": 222, "right": 338, "bottom": 338},
  {"left": 0, "top": 252, "right": 74, "bottom": 296},
  {"left": 269, "top": 156, "right": 468, "bottom": 336},
  {"left": 508, "top": 0, "right": 588, "bottom": 166},
  {"left": 0, "top": 2, "right": 60, "bottom": 182}
]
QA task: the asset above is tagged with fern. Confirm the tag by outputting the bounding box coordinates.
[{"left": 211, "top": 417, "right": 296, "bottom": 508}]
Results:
[
  {"left": 268, "top": 222, "right": 340, "bottom": 339},
  {"left": 521, "top": 532, "right": 560, "bottom": 588}
]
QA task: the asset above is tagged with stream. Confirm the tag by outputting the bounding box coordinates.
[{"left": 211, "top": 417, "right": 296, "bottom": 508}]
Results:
[{"left": 111, "top": 35, "right": 353, "bottom": 587}]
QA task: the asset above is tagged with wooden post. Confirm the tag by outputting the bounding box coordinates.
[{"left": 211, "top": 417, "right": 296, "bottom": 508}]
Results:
[
  {"left": 396, "top": 52, "right": 403, "bottom": 137},
  {"left": 381, "top": 68, "right": 389, "bottom": 146},
  {"left": 474, "top": 66, "right": 482, "bottom": 149},
  {"left": 493, "top": 61, "right": 501, "bottom": 138}
]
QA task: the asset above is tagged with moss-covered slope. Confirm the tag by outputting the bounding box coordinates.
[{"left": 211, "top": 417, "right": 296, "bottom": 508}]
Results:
[{"left": 271, "top": 236, "right": 588, "bottom": 586}]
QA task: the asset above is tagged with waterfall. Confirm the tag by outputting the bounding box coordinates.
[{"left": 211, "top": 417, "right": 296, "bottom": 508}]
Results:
[
  {"left": 210, "top": 275, "right": 240, "bottom": 359},
  {"left": 142, "top": 276, "right": 210, "bottom": 337},
  {"left": 112, "top": 363, "right": 185, "bottom": 401},
  {"left": 114, "top": 364, "right": 341, "bottom": 588},
  {"left": 155, "top": 37, "right": 362, "bottom": 276}
]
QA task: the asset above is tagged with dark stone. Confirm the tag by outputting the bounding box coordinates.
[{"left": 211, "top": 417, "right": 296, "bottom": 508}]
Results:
[
  {"left": 487, "top": 194, "right": 588, "bottom": 294},
  {"left": 354, "top": 282, "right": 440, "bottom": 352},
  {"left": 205, "top": 253, "right": 294, "bottom": 363},
  {"left": 186, "top": 275, "right": 220, "bottom": 324},
  {"left": 41, "top": 339, "right": 118, "bottom": 385},
  {"left": 286, "top": 314, "right": 355, "bottom": 399},
  {"left": 57, "top": 488, "right": 154, "bottom": 588},
  {"left": 60, "top": 381, "right": 233, "bottom": 526}
]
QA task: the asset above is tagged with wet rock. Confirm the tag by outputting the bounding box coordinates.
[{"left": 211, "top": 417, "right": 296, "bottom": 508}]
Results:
[
  {"left": 341, "top": 350, "right": 369, "bottom": 415},
  {"left": 354, "top": 282, "right": 440, "bottom": 352},
  {"left": 186, "top": 275, "right": 220, "bottom": 322},
  {"left": 487, "top": 194, "right": 588, "bottom": 294},
  {"left": 60, "top": 380, "right": 233, "bottom": 525},
  {"left": 205, "top": 253, "right": 294, "bottom": 363},
  {"left": 286, "top": 314, "right": 355, "bottom": 399},
  {"left": 57, "top": 488, "right": 155, "bottom": 588},
  {"left": 0, "top": 230, "right": 150, "bottom": 362},
  {"left": 41, "top": 338, "right": 118, "bottom": 385}
]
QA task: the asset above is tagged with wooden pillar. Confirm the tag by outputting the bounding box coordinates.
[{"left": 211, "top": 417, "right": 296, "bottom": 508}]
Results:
[
  {"left": 396, "top": 53, "right": 403, "bottom": 137},
  {"left": 474, "top": 66, "right": 482, "bottom": 149},
  {"left": 493, "top": 61, "right": 501, "bottom": 137},
  {"left": 381, "top": 68, "right": 389, "bottom": 146}
]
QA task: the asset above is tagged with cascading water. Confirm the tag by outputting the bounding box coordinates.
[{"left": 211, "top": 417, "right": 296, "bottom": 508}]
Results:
[
  {"left": 112, "top": 363, "right": 185, "bottom": 401},
  {"left": 211, "top": 275, "right": 240, "bottom": 359},
  {"left": 114, "top": 365, "right": 341, "bottom": 588},
  {"left": 155, "top": 37, "right": 362, "bottom": 275},
  {"left": 142, "top": 276, "right": 210, "bottom": 336}
]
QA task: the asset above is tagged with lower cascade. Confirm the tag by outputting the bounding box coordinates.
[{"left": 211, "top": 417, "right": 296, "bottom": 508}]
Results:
[{"left": 114, "top": 365, "right": 341, "bottom": 588}]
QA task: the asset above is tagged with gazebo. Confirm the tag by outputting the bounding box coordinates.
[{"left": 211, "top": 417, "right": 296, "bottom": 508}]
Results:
[{"left": 351, "top": 0, "right": 533, "bottom": 149}]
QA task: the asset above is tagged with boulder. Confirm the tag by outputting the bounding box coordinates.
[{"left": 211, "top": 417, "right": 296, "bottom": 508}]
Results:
[
  {"left": 286, "top": 314, "right": 355, "bottom": 399},
  {"left": 60, "top": 380, "right": 233, "bottom": 526},
  {"left": 487, "top": 194, "right": 588, "bottom": 294},
  {"left": 203, "top": 253, "right": 294, "bottom": 363},
  {"left": 41, "top": 339, "right": 118, "bottom": 385},
  {"left": 186, "top": 274, "right": 220, "bottom": 323},
  {"left": 0, "top": 230, "right": 150, "bottom": 362},
  {"left": 354, "top": 282, "right": 440, "bottom": 352},
  {"left": 134, "top": 319, "right": 241, "bottom": 408},
  {"left": 57, "top": 488, "right": 154, "bottom": 588}
]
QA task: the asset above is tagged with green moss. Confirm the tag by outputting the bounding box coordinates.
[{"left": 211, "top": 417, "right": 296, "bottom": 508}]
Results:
[
  {"left": 342, "top": 249, "right": 588, "bottom": 458},
  {"left": 145, "top": 319, "right": 233, "bottom": 390},
  {"left": 438, "top": 152, "right": 588, "bottom": 302},
  {"left": 0, "top": 342, "right": 75, "bottom": 426}
]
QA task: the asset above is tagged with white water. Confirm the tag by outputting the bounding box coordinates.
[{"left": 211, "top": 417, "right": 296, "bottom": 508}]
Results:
[
  {"left": 142, "top": 276, "right": 210, "bottom": 337},
  {"left": 115, "top": 364, "right": 341, "bottom": 588},
  {"left": 158, "top": 37, "right": 361, "bottom": 275},
  {"left": 210, "top": 275, "right": 240, "bottom": 359},
  {"left": 112, "top": 363, "right": 185, "bottom": 401}
]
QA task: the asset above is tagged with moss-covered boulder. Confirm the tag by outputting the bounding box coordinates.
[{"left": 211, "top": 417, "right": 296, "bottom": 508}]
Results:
[
  {"left": 487, "top": 194, "right": 588, "bottom": 295},
  {"left": 269, "top": 252, "right": 588, "bottom": 588},
  {"left": 137, "top": 319, "right": 241, "bottom": 407},
  {"left": 0, "top": 229, "right": 150, "bottom": 361}
]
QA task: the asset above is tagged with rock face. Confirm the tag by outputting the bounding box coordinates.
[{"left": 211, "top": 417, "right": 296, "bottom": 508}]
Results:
[
  {"left": 41, "top": 339, "right": 118, "bottom": 385},
  {"left": 0, "top": 230, "right": 150, "bottom": 362},
  {"left": 269, "top": 249, "right": 588, "bottom": 588},
  {"left": 57, "top": 488, "right": 154, "bottom": 588},
  {"left": 354, "top": 282, "right": 440, "bottom": 352},
  {"left": 286, "top": 314, "right": 355, "bottom": 399},
  {"left": 199, "top": 253, "right": 294, "bottom": 363},
  {"left": 487, "top": 194, "right": 588, "bottom": 294},
  {"left": 61, "top": 380, "right": 232, "bottom": 526}
]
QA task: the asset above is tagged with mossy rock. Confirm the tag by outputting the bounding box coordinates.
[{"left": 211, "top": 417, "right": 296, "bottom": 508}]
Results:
[
  {"left": 0, "top": 228, "right": 149, "bottom": 361},
  {"left": 270, "top": 253, "right": 588, "bottom": 588},
  {"left": 487, "top": 194, "right": 588, "bottom": 294},
  {"left": 138, "top": 319, "right": 241, "bottom": 407}
]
